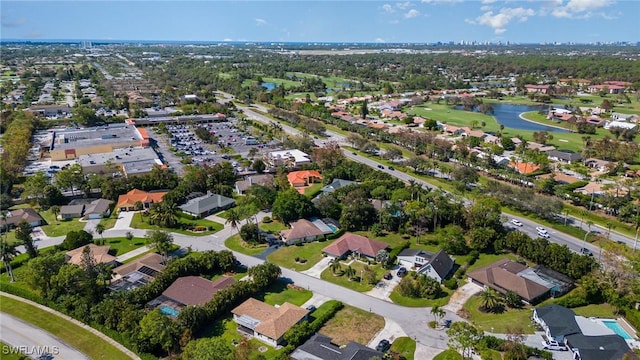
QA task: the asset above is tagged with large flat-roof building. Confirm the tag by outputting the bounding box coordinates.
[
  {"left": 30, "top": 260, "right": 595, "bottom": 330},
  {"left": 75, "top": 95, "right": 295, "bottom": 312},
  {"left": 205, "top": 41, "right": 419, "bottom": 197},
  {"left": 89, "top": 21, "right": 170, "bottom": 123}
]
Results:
[
  {"left": 77, "top": 146, "right": 163, "bottom": 177},
  {"left": 49, "top": 123, "right": 147, "bottom": 161}
]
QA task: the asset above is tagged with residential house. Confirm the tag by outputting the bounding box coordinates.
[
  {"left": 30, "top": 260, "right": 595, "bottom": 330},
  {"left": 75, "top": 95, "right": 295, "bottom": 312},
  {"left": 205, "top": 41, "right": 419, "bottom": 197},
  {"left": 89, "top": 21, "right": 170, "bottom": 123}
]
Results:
[
  {"left": 160, "top": 276, "right": 236, "bottom": 308},
  {"left": 547, "top": 150, "right": 583, "bottom": 164},
  {"left": 287, "top": 170, "right": 323, "bottom": 188},
  {"left": 397, "top": 249, "right": 454, "bottom": 282},
  {"left": 116, "top": 189, "right": 167, "bottom": 211},
  {"left": 29, "top": 104, "right": 72, "bottom": 118},
  {"left": 179, "top": 192, "right": 235, "bottom": 218},
  {"left": 320, "top": 178, "right": 356, "bottom": 194},
  {"left": 467, "top": 259, "right": 573, "bottom": 303},
  {"left": 575, "top": 182, "right": 606, "bottom": 196},
  {"left": 587, "top": 84, "right": 625, "bottom": 94},
  {"left": 59, "top": 204, "right": 84, "bottom": 220},
  {"left": 322, "top": 233, "right": 388, "bottom": 260},
  {"left": 604, "top": 121, "right": 636, "bottom": 130},
  {"left": 290, "top": 333, "right": 385, "bottom": 360},
  {"left": 0, "top": 208, "right": 44, "bottom": 228},
  {"left": 533, "top": 304, "right": 636, "bottom": 360},
  {"left": 584, "top": 158, "right": 612, "bottom": 172},
  {"left": 267, "top": 149, "right": 312, "bottom": 168},
  {"left": 539, "top": 172, "right": 583, "bottom": 185},
  {"left": 232, "top": 298, "right": 309, "bottom": 347},
  {"left": 65, "top": 244, "right": 117, "bottom": 267},
  {"left": 110, "top": 253, "right": 166, "bottom": 291},
  {"left": 509, "top": 161, "right": 541, "bottom": 175},
  {"left": 547, "top": 112, "right": 577, "bottom": 123},
  {"left": 280, "top": 219, "right": 332, "bottom": 245},
  {"left": 611, "top": 112, "right": 634, "bottom": 122},
  {"left": 235, "top": 174, "right": 275, "bottom": 195},
  {"left": 524, "top": 84, "right": 551, "bottom": 94},
  {"left": 83, "top": 199, "right": 113, "bottom": 219}
]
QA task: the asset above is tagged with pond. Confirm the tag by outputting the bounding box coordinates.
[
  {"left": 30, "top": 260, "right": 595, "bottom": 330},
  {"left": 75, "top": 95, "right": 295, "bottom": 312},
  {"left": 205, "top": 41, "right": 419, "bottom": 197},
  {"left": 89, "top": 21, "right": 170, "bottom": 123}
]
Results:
[
  {"left": 458, "top": 103, "right": 570, "bottom": 133},
  {"left": 261, "top": 82, "right": 276, "bottom": 91}
]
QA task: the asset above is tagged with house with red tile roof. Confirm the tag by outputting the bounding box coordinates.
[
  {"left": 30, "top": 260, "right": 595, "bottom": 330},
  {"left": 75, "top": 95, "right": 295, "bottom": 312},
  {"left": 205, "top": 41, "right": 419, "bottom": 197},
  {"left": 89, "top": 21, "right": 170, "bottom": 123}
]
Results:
[
  {"left": 322, "top": 233, "right": 388, "bottom": 260},
  {"left": 117, "top": 189, "right": 167, "bottom": 211},
  {"left": 587, "top": 84, "right": 625, "bottom": 94},
  {"left": 525, "top": 85, "right": 551, "bottom": 94},
  {"left": 287, "top": 170, "right": 323, "bottom": 188},
  {"left": 65, "top": 244, "right": 117, "bottom": 267},
  {"left": 509, "top": 161, "right": 541, "bottom": 174}
]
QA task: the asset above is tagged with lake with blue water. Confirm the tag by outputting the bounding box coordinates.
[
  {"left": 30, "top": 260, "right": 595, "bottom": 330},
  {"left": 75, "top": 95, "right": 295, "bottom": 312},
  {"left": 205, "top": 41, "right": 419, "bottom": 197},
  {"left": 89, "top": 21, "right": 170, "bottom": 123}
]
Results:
[{"left": 458, "top": 103, "right": 570, "bottom": 133}]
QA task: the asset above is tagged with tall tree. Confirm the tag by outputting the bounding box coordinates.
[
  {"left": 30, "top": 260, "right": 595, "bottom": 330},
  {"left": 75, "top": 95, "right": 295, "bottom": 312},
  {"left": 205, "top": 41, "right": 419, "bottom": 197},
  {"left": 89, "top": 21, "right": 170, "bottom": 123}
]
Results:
[
  {"left": 447, "top": 322, "right": 484, "bottom": 359},
  {"left": 478, "top": 288, "right": 502, "bottom": 312},
  {"left": 146, "top": 230, "right": 174, "bottom": 264},
  {"left": 225, "top": 208, "right": 241, "bottom": 234},
  {"left": 361, "top": 100, "right": 369, "bottom": 119},
  {"left": 0, "top": 240, "right": 20, "bottom": 282},
  {"left": 15, "top": 221, "right": 37, "bottom": 258},
  {"left": 95, "top": 223, "right": 105, "bottom": 245}
]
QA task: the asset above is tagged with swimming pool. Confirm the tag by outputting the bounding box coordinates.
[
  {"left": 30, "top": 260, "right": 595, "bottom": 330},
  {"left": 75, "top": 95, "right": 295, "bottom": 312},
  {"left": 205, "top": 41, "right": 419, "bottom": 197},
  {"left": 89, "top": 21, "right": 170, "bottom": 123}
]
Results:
[
  {"left": 159, "top": 305, "right": 180, "bottom": 317},
  {"left": 602, "top": 320, "right": 633, "bottom": 340},
  {"left": 326, "top": 224, "right": 338, "bottom": 233}
]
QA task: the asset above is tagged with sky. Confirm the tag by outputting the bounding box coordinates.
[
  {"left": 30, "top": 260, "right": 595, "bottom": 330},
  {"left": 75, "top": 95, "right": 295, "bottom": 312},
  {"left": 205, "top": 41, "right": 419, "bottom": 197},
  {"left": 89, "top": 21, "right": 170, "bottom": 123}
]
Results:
[{"left": 1, "top": 0, "right": 639, "bottom": 44}]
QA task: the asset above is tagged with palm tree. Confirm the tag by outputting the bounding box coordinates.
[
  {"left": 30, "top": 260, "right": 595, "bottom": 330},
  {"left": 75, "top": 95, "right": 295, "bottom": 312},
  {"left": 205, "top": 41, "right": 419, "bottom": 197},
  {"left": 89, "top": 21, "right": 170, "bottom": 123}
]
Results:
[
  {"left": 344, "top": 265, "right": 356, "bottom": 281},
  {"left": 431, "top": 305, "right": 445, "bottom": 326},
  {"left": 0, "top": 240, "right": 20, "bottom": 282},
  {"left": 146, "top": 230, "right": 174, "bottom": 264},
  {"left": 225, "top": 208, "right": 241, "bottom": 234},
  {"left": 50, "top": 205, "right": 60, "bottom": 223},
  {"left": 479, "top": 288, "right": 502, "bottom": 312},
  {"left": 150, "top": 202, "right": 178, "bottom": 228},
  {"left": 95, "top": 263, "right": 114, "bottom": 290},
  {"left": 95, "top": 223, "right": 105, "bottom": 245},
  {"left": 329, "top": 258, "right": 342, "bottom": 275}
]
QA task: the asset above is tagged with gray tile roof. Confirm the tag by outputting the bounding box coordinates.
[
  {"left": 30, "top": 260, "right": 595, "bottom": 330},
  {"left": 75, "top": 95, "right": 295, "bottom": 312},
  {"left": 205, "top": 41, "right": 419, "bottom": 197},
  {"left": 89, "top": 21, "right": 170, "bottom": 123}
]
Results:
[
  {"left": 290, "top": 333, "right": 384, "bottom": 360},
  {"left": 566, "top": 334, "right": 634, "bottom": 360},
  {"left": 179, "top": 193, "right": 235, "bottom": 215},
  {"left": 535, "top": 304, "right": 581, "bottom": 337}
]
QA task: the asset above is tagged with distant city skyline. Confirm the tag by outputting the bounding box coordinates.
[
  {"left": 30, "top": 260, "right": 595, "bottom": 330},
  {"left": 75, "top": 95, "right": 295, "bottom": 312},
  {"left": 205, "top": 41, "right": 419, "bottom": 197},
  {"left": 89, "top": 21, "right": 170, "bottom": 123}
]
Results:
[{"left": 1, "top": 1, "right": 639, "bottom": 44}]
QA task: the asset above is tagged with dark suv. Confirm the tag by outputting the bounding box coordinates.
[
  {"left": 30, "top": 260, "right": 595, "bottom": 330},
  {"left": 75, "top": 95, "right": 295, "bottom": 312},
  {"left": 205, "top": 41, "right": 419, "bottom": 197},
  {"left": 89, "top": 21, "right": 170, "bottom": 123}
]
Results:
[
  {"left": 376, "top": 339, "right": 391, "bottom": 352},
  {"left": 397, "top": 267, "right": 408, "bottom": 277}
]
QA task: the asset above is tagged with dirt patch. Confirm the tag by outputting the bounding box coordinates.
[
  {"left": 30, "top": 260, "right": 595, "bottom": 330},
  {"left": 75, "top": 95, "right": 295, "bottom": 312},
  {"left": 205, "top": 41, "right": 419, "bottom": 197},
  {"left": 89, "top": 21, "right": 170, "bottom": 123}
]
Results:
[{"left": 319, "top": 305, "right": 385, "bottom": 346}]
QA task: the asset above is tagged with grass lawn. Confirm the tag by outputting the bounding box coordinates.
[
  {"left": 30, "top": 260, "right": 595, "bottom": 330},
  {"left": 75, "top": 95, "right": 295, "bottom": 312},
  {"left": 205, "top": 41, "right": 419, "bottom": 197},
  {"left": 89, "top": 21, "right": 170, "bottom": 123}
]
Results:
[
  {"left": 390, "top": 337, "right": 416, "bottom": 360},
  {"left": 39, "top": 210, "right": 86, "bottom": 237},
  {"left": 433, "top": 349, "right": 463, "bottom": 360},
  {"left": 98, "top": 210, "right": 119, "bottom": 230},
  {"left": 259, "top": 220, "right": 288, "bottom": 234},
  {"left": 319, "top": 305, "right": 385, "bottom": 346},
  {"left": 572, "top": 304, "right": 618, "bottom": 318},
  {"left": 463, "top": 294, "right": 535, "bottom": 334},
  {"left": 103, "top": 237, "right": 146, "bottom": 256},
  {"left": 303, "top": 183, "right": 323, "bottom": 198},
  {"left": 320, "top": 260, "right": 386, "bottom": 292},
  {"left": 389, "top": 286, "right": 453, "bottom": 307},
  {"left": 0, "top": 296, "right": 133, "bottom": 360},
  {"left": 253, "top": 279, "right": 313, "bottom": 306},
  {"left": 0, "top": 342, "right": 29, "bottom": 360},
  {"left": 130, "top": 213, "right": 222, "bottom": 236},
  {"left": 215, "top": 210, "right": 230, "bottom": 219},
  {"left": 354, "top": 230, "right": 418, "bottom": 250},
  {"left": 224, "top": 234, "right": 268, "bottom": 256},
  {"left": 267, "top": 240, "right": 333, "bottom": 271},
  {"left": 465, "top": 253, "right": 518, "bottom": 273}
]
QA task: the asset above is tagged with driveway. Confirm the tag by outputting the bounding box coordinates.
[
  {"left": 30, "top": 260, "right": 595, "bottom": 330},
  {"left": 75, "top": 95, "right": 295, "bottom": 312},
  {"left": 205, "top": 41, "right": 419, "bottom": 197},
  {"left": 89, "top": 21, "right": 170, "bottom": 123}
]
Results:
[
  {"left": 83, "top": 219, "right": 101, "bottom": 234},
  {"left": 300, "top": 293, "right": 331, "bottom": 310},
  {"left": 112, "top": 211, "right": 135, "bottom": 230},
  {"left": 368, "top": 318, "right": 408, "bottom": 348},
  {"left": 442, "top": 279, "right": 483, "bottom": 313},
  {"left": 365, "top": 269, "right": 401, "bottom": 301},
  {"left": 301, "top": 256, "right": 332, "bottom": 278},
  {"left": 0, "top": 312, "right": 89, "bottom": 360}
]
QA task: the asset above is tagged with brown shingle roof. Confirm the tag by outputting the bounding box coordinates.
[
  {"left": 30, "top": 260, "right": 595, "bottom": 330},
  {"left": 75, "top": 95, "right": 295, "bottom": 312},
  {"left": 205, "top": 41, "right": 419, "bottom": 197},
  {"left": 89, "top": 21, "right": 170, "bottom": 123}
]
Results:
[
  {"left": 322, "top": 233, "right": 388, "bottom": 258},
  {"left": 113, "top": 252, "right": 165, "bottom": 278},
  {"left": 1, "top": 208, "right": 44, "bottom": 227},
  {"left": 232, "top": 298, "right": 309, "bottom": 340},
  {"left": 280, "top": 219, "right": 327, "bottom": 243},
  {"left": 162, "top": 276, "right": 236, "bottom": 306},
  {"left": 65, "top": 244, "right": 116, "bottom": 266},
  {"left": 467, "top": 259, "right": 549, "bottom": 302}
]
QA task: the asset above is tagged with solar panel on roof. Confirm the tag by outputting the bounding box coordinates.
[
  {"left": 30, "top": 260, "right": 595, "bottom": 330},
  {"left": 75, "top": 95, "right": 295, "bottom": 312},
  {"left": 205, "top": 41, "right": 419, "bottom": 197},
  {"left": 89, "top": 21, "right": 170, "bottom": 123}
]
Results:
[{"left": 137, "top": 266, "right": 158, "bottom": 277}]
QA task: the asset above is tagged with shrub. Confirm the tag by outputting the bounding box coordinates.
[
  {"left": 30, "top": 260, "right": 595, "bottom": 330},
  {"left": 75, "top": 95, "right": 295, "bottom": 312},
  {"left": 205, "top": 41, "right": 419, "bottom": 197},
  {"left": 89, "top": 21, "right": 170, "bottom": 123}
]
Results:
[
  {"left": 428, "top": 320, "right": 437, "bottom": 329},
  {"left": 194, "top": 226, "right": 206, "bottom": 232},
  {"left": 262, "top": 216, "right": 272, "bottom": 223},
  {"left": 444, "top": 278, "right": 458, "bottom": 290},
  {"left": 468, "top": 250, "right": 480, "bottom": 265}
]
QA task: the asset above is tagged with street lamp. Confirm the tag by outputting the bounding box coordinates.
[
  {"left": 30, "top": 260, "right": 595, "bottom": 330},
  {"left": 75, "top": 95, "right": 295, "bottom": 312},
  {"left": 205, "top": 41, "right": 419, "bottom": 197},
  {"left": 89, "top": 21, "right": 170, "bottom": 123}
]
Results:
[{"left": 360, "top": 269, "right": 363, "bottom": 284}]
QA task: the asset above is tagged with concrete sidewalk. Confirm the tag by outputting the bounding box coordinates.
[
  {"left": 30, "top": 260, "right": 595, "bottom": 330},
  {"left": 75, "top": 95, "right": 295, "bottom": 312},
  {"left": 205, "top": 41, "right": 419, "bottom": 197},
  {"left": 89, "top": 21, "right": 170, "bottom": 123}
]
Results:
[
  {"left": 205, "top": 214, "right": 228, "bottom": 225},
  {"left": 115, "top": 246, "right": 152, "bottom": 262},
  {"left": 301, "top": 256, "right": 331, "bottom": 278}
]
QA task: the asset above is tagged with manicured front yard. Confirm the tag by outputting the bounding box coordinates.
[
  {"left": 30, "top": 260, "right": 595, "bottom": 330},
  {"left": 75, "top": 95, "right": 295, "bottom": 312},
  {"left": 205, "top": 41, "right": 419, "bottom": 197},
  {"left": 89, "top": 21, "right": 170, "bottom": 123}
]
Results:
[
  {"left": 390, "top": 337, "right": 416, "bottom": 360},
  {"left": 255, "top": 280, "right": 312, "bottom": 307},
  {"left": 389, "top": 286, "right": 453, "bottom": 307},
  {"left": 130, "top": 213, "right": 222, "bottom": 236},
  {"left": 224, "top": 234, "right": 268, "bottom": 256},
  {"left": 319, "top": 305, "right": 385, "bottom": 346},
  {"left": 103, "top": 237, "right": 147, "bottom": 256},
  {"left": 259, "top": 220, "right": 288, "bottom": 234},
  {"left": 0, "top": 296, "right": 133, "bottom": 360},
  {"left": 462, "top": 294, "right": 535, "bottom": 334},
  {"left": 39, "top": 209, "right": 86, "bottom": 237},
  {"left": 267, "top": 240, "right": 333, "bottom": 271},
  {"left": 98, "top": 209, "right": 119, "bottom": 230},
  {"left": 320, "top": 260, "right": 386, "bottom": 292}
]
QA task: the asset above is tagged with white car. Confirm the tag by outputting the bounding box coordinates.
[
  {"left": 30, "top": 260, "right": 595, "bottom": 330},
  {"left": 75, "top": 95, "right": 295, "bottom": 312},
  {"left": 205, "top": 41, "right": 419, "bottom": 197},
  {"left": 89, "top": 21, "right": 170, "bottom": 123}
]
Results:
[
  {"left": 535, "top": 226, "right": 547, "bottom": 234},
  {"left": 511, "top": 219, "right": 523, "bottom": 227},
  {"left": 538, "top": 231, "right": 550, "bottom": 239},
  {"left": 542, "top": 340, "right": 567, "bottom": 351}
]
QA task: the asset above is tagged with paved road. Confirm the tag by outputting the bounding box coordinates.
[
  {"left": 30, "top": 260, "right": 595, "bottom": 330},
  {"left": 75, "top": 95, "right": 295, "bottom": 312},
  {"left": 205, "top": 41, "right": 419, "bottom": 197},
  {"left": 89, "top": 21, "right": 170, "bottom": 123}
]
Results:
[
  {"left": 0, "top": 312, "right": 89, "bottom": 360},
  {"left": 145, "top": 127, "right": 186, "bottom": 175},
  {"left": 234, "top": 100, "right": 628, "bottom": 257}
]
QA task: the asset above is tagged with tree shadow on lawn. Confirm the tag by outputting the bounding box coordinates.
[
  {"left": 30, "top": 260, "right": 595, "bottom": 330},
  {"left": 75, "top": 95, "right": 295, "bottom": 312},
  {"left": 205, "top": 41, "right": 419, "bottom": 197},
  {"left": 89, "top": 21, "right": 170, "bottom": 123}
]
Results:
[{"left": 251, "top": 279, "right": 289, "bottom": 303}]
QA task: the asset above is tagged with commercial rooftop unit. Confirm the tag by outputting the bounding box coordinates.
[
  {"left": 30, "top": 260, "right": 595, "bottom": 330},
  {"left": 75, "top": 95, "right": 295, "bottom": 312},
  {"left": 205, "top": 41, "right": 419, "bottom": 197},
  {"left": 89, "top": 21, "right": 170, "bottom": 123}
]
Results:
[
  {"left": 49, "top": 123, "right": 146, "bottom": 160},
  {"left": 78, "top": 146, "right": 163, "bottom": 177}
]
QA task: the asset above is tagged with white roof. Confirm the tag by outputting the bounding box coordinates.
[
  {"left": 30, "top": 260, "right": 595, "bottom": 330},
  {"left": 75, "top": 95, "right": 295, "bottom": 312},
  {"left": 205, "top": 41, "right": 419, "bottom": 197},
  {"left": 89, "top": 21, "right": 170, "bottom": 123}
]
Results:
[
  {"left": 269, "top": 149, "right": 310, "bottom": 163},
  {"left": 604, "top": 121, "right": 636, "bottom": 130}
]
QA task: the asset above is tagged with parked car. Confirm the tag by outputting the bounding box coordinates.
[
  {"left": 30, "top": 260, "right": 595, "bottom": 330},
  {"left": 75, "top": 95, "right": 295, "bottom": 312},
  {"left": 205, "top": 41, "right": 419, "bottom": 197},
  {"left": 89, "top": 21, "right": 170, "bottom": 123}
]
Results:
[
  {"left": 383, "top": 273, "right": 393, "bottom": 280},
  {"left": 306, "top": 305, "right": 316, "bottom": 312},
  {"left": 580, "top": 248, "right": 593, "bottom": 256},
  {"left": 352, "top": 152, "right": 357, "bottom": 155},
  {"left": 397, "top": 267, "right": 407, "bottom": 277},
  {"left": 376, "top": 339, "right": 391, "bottom": 352},
  {"left": 388, "top": 166, "right": 395, "bottom": 171},
  {"left": 511, "top": 219, "right": 523, "bottom": 227},
  {"left": 377, "top": 165, "right": 384, "bottom": 169},
  {"left": 541, "top": 340, "right": 568, "bottom": 351}
]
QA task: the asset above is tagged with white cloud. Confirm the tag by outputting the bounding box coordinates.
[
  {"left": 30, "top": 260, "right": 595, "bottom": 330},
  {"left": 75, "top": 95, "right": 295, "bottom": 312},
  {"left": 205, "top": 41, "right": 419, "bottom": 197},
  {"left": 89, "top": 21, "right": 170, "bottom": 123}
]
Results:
[
  {"left": 1, "top": 15, "right": 27, "bottom": 28},
  {"left": 223, "top": 38, "right": 233, "bottom": 42},
  {"left": 421, "top": 0, "right": 463, "bottom": 4},
  {"left": 467, "top": 7, "right": 535, "bottom": 34},
  {"left": 382, "top": 4, "right": 394, "bottom": 13},
  {"left": 551, "top": 0, "right": 615, "bottom": 18},
  {"left": 396, "top": 1, "right": 411, "bottom": 9},
  {"left": 405, "top": 9, "right": 420, "bottom": 18},
  {"left": 255, "top": 18, "right": 267, "bottom": 26},
  {"left": 481, "top": 0, "right": 498, "bottom": 3},
  {"left": 375, "top": 38, "right": 386, "bottom": 43},
  {"left": 480, "top": 5, "right": 493, "bottom": 11}
]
